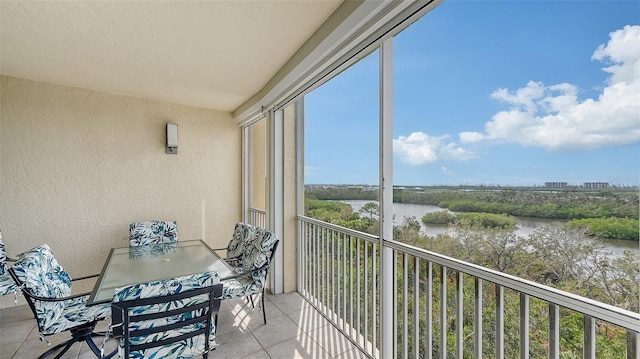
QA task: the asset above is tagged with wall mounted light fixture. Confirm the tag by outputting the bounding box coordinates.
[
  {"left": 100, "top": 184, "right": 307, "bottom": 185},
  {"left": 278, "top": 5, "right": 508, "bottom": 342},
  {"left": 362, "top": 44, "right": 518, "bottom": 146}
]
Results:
[{"left": 166, "top": 123, "right": 178, "bottom": 154}]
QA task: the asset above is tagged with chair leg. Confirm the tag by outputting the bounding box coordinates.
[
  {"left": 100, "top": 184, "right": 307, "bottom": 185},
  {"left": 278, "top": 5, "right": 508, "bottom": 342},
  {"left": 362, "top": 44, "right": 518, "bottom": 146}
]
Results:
[
  {"left": 85, "top": 333, "right": 117, "bottom": 359},
  {"left": 261, "top": 290, "right": 267, "bottom": 324},
  {"left": 38, "top": 339, "right": 76, "bottom": 359},
  {"left": 37, "top": 322, "right": 117, "bottom": 359}
]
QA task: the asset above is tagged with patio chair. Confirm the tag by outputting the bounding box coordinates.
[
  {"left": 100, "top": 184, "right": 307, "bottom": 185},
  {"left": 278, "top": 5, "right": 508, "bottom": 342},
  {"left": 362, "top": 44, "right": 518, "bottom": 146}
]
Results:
[
  {"left": 111, "top": 271, "right": 222, "bottom": 359},
  {"left": 8, "top": 244, "right": 116, "bottom": 359},
  {"left": 129, "top": 220, "right": 178, "bottom": 246},
  {"left": 211, "top": 222, "right": 257, "bottom": 265},
  {"left": 222, "top": 227, "right": 279, "bottom": 324},
  {"left": 0, "top": 231, "right": 19, "bottom": 298}
]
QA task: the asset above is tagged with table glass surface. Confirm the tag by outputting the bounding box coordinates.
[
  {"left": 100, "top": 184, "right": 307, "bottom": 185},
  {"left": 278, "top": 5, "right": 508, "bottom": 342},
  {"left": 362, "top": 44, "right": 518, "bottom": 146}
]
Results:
[{"left": 88, "top": 240, "right": 234, "bottom": 305}]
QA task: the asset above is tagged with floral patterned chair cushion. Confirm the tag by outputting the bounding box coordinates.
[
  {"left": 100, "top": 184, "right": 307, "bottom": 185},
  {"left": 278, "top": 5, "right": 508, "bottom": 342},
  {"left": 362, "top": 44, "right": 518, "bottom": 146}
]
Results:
[
  {"left": 10, "top": 244, "right": 111, "bottom": 335},
  {"left": 0, "top": 234, "right": 18, "bottom": 296},
  {"left": 112, "top": 271, "right": 221, "bottom": 359},
  {"left": 0, "top": 232, "right": 7, "bottom": 275},
  {"left": 234, "top": 227, "right": 279, "bottom": 286},
  {"left": 0, "top": 272, "right": 17, "bottom": 297},
  {"left": 129, "top": 221, "right": 178, "bottom": 247},
  {"left": 226, "top": 222, "right": 257, "bottom": 260}
]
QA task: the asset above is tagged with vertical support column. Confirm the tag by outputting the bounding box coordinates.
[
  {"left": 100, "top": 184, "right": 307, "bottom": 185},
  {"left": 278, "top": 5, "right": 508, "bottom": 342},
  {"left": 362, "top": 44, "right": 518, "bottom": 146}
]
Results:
[
  {"left": 241, "top": 124, "right": 251, "bottom": 223},
  {"left": 267, "top": 109, "right": 284, "bottom": 294},
  {"left": 296, "top": 99, "right": 305, "bottom": 292},
  {"left": 380, "top": 38, "right": 394, "bottom": 359}
]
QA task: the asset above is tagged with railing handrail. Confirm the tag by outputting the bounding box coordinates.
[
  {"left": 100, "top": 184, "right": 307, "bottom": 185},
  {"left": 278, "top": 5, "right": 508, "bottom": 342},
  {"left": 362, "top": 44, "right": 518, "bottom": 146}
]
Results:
[
  {"left": 249, "top": 207, "right": 266, "bottom": 215},
  {"left": 298, "top": 215, "right": 640, "bottom": 332},
  {"left": 298, "top": 215, "right": 379, "bottom": 243}
]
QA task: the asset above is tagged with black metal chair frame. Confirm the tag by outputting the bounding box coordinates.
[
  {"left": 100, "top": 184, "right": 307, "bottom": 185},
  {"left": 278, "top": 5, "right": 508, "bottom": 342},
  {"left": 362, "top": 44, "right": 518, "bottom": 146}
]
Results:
[
  {"left": 222, "top": 239, "right": 279, "bottom": 325},
  {"left": 111, "top": 283, "right": 223, "bottom": 359},
  {"left": 8, "top": 268, "right": 116, "bottom": 359}
]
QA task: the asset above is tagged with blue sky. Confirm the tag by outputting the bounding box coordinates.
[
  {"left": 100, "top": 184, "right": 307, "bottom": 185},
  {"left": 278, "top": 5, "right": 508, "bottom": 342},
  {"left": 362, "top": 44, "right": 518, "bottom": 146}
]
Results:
[{"left": 304, "top": 1, "right": 640, "bottom": 187}]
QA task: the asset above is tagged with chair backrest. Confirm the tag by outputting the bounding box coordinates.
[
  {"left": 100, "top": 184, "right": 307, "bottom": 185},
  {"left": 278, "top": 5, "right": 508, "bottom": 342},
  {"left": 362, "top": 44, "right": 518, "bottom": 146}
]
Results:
[
  {"left": 237, "top": 227, "right": 279, "bottom": 288},
  {"left": 9, "top": 244, "right": 73, "bottom": 332},
  {"left": 226, "top": 222, "right": 256, "bottom": 259},
  {"left": 0, "top": 230, "right": 20, "bottom": 297},
  {"left": 112, "top": 271, "right": 222, "bottom": 359},
  {"left": 0, "top": 231, "right": 7, "bottom": 275},
  {"left": 129, "top": 220, "right": 178, "bottom": 246}
]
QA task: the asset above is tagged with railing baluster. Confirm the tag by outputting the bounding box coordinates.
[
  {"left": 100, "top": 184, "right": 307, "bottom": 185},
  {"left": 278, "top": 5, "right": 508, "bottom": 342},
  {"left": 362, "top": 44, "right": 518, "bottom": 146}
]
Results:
[
  {"left": 427, "top": 261, "right": 433, "bottom": 359},
  {"left": 474, "top": 278, "right": 482, "bottom": 359},
  {"left": 628, "top": 330, "right": 639, "bottom": 359},
  {"left": 330, "top": 229, "right": 334, "bottom": 320},
  {"left": 316, "top": 224, "right": 320, "bottom": 307},
  {"left": 309, "top": 224, "right": 314, "bottom": 304},
  {"left": 520, "top": 293, "right": 529, "bottom": 359},
  {"left": 372, "top": 242, "right": 378, "bottom": 355},
  {"left": 440, "top": 265, "right": 447, "bottom": 358},
  {"left": 583, "top": 315, "right": 595, "bottom": 359},
  {"left": 355, "top": 238, "right": 362, "bottom": 344},
  {"left": 394, "top": 246, "right": 399, "bottom": 359},
  {"left": 403, "top": 254, "right": 409, "bottom": 359},
  {"left": 322, "top": 226, "right": 326, "bottom": 312},
  {"left": 414, "top": 257, "right": 420, "bottom": 359},
  {"left": 549, "top": 303, "right": 559, "bottom": 359},
  {"left": 365, "top": 240, "right": 369, "bottom": 351},
  {"left": 309, "top": 223, "right": 314, "bottom": 303},
  {"left": 456, "top": 272, "right": 463, "bottom": 359},
  {"left": 496, "top": 284, "right": 504, "bottom": 359},
  {"left": 349, "top": 234, "right": 354, "bottom": 338},
  {"left": 336, "top": 233, "right": 347, "bottom": 329},
  {"left": 301, "top": 222, "right": 305, "bottom": 297}
]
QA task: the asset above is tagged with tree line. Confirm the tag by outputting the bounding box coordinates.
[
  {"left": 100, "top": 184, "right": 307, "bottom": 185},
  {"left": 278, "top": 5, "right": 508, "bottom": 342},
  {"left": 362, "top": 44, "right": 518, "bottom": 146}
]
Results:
[{"left": 306, "top": 186, "right": 640, "bottom": 240}]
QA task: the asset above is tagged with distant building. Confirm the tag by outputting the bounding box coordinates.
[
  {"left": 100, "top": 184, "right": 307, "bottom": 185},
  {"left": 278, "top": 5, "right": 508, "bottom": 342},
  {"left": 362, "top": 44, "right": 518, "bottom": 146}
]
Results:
[
  {"left": 545, "top": 182, "right": 568, "bottom": 188},
  {"left": 583, "top": 182, "right": 609, "bottom": 189}
]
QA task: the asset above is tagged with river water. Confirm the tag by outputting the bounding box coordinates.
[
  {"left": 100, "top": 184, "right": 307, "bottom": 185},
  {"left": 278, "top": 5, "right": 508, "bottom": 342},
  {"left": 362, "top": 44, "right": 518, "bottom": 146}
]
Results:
[{"left": 341, "top": 200, "right": 639, "bottom": 254}]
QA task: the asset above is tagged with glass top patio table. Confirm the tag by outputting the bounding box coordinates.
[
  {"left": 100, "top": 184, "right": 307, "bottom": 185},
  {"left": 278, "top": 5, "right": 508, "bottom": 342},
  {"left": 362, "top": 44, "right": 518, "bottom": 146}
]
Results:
[{"left": 87, "top": 240, "right": 234, "bottom": 305}]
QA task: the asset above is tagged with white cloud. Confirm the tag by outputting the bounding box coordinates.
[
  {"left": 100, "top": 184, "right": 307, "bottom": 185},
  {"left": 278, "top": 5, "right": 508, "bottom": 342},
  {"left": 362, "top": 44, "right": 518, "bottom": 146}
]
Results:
[
  {"left": 459, "top": 131, "right": 485, "bottom": 143},
  {"left": 393, "top": 131, "right": 477, "bottom": 165},
  {"left": 441, "top": 166, "right": 454, "bottom": 176},
  {"left": 482, "top": 25, "right": 640, "bottom": 151}
]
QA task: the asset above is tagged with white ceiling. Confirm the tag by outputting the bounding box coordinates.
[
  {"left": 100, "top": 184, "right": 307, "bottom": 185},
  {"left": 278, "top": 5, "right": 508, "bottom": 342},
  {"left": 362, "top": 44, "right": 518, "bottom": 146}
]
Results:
[{"left": 0, "top": 1, "right": 343, "bottom": 112}]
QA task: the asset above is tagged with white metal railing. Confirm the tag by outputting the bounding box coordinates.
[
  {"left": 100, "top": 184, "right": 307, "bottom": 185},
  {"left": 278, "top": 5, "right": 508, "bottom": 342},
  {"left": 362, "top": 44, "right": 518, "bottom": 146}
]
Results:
[
  {"left": 298, "top": 215, "right": 381, "bottom": 358},
  {"left": 248, "top": 207, "right": 266, "bottom": 228},
  {"left": 297, "top": 215, "right": 640, "bottom": 359}
]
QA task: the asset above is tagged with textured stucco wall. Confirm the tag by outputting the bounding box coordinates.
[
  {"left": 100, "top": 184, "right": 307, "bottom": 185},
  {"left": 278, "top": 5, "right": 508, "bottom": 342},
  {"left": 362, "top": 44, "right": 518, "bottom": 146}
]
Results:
[{"left": 0, "top": 76, "right": 241, "bottom": 308}]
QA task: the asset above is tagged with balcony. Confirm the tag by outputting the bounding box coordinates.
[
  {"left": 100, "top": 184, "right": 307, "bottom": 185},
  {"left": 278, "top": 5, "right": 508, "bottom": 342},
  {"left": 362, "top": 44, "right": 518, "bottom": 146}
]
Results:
[{"left": 1, "top": 215, "right": 638, "bottom": 358}]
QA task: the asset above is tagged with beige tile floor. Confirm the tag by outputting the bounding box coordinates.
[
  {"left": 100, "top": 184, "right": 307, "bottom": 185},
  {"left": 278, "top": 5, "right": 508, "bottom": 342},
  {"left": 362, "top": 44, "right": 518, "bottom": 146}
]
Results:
[{"left": 0, "top": 292, "right": 370, "bottom": 359}]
